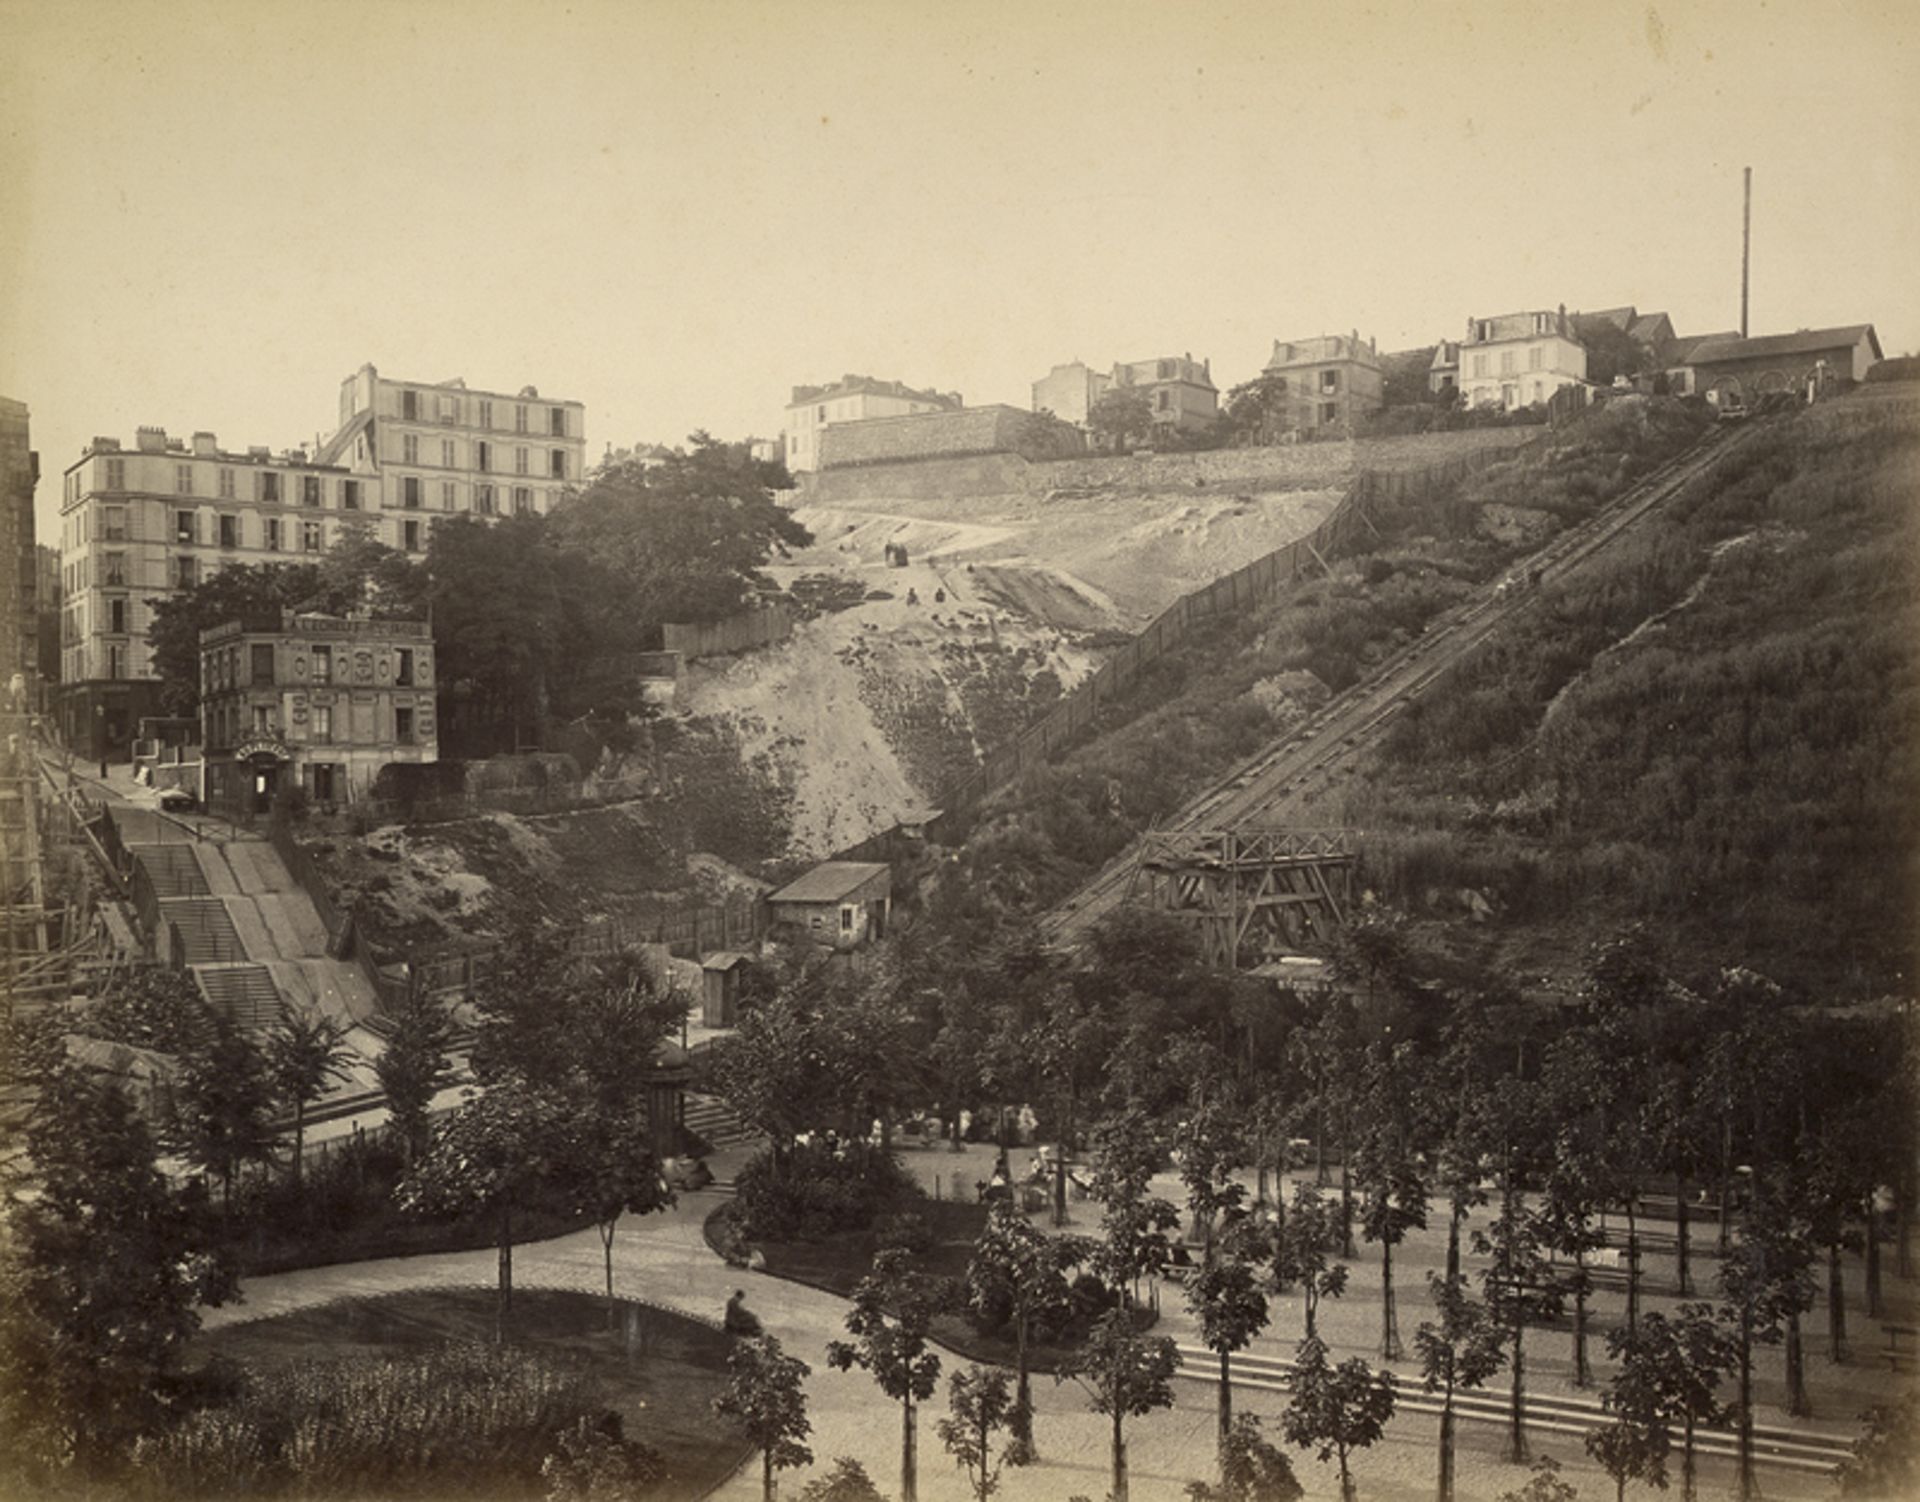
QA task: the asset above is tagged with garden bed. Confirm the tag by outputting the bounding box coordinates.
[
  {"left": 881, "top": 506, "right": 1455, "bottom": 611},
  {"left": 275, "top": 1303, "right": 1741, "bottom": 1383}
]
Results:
[{"left": 189, "top": 1287, "right": 751, "bottom": 1500}]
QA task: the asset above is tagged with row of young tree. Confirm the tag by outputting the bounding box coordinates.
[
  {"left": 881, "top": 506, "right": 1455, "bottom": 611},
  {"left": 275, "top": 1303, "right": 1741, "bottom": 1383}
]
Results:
[
  {"left": 706, "top": 902, "right": 1917, "bottom": 1500},
  {"left": 145, "top": 434, "right": 808, "bottom": 753}
]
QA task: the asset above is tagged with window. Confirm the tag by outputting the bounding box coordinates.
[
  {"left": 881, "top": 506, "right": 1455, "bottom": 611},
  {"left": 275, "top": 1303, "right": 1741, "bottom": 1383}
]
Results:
[
  {"left": 103, "top": 552, "right": 126, "bottom": 585},
  {"left": 265, "top": 517, "right": 281, "bottom": 551},
  {"left": 175, "top": 509, "right": 196, "bottom": 544},
  {"left": 1471, "top": 354, "right": 1488, "bottom": 379},
  {"left": 395, "top": 706, "right": 414, "bottom": 744},
  {"left": 817, "top": 405, "right": 826, "bottom": 422},
  {"left": 395, "top": 648, "right": 414, "bottom": 685},
  {"left": 403, "top": 476, "right": 422, "bottom": 509},
  {"left": 310, "top": 762, "right": 335, "bottom": 802},
  {"left": 441, "top": 439, "right": 455, "bottom": 468},
  {"left": 175, "top": 556, "right": 197, "bottom": 589},
  {"left": 176, "top": 463, "right": 194, "bottom": 494},
  {"left": 476, "top": 441, "right": 490, "bottom": 472},
  {"left": 403, "top": 434, "right": 419, "bottom": 464},
  {"left": 260, "top": 472, "right": 281, "bottom": 503},
  {"left": 303, "top": 475, "right": 322, "bottom": 506},
  {"left": 218, "top": 514, "right": 238, "bottom": 549},
  {"left": 475, "top": 483, "right": 495, "bottom": 515},
  {"left": 219, "top": 467, "right": 235, "bottom": 499},
  {"left": 107, "top": 644, "right": 125, "bottom": 680},
  {"left": 403, "top": 520, "right": 422, "bottom": 551},
  {"left": 1322, "top": 401, "right": 1339, "bottom": 424},
  {"left": 479, "top": 399, "right": 493, "bottom": 429},
  {"left": 550, "top": 407, "right": 566, "bottom": 437},
  {"left": 840, "top": 905, "right": 855, "bottom": 934},
  {"left": 108, "top": 598, "right": 126, "bottom": 633},
  {"left": 1321, "top": 369, "right": 1339, "bottom": 392},
  {"left": 513, "top": 486, "right": 532, "bottom": 515},
  {"left": 515, "top": 404, "right": 528, "bottom": 433},
  {"left": 402, "top": 389, "right": 419, "bottom": 420},
  {"left": 1500, "top": 350, "right": 1517, "bottom": 376},
  {"left": 550, "top": 449, "right": 566, "bottom": 479},
  {"left": 102, "top": 505, "right": 127, "bottom": 541},
  {"left": 312, "top": 645, "right": 332, "bottom": 684},
  {"left": 441, "top": 481, "right": 455, "bottom": 510},
  {"left": 438, "top": 395, "right": 456, "bottom": 425},
  {"left": 251, "top": 644, "right": 275, "bottom": 684},
  {"left": 515, "top": 447, "right": 529, "bottom": 475},
  {"left": 1529, "top": 346, "right": 1545, "bottom": 371},
  {"left": 342, "top": 479, "right": 361, "bottom": 510},
  {"left": 312, "top": 705, "right": 333, "bottom": 744},
  {"left": 302, "top": 520, "right": 323, "bottom": 552},
  {"left": 105, "top": 457, "right": 125, "bottom": 490},
  {"left": 252, "top": 705, "right": 272, "bottom": 733}
]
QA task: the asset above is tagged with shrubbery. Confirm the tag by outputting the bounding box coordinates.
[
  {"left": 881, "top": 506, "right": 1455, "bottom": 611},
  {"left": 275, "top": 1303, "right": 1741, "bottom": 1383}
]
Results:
[{"left": 732, "top": 1141, "right": 920, "bottom": 1242}]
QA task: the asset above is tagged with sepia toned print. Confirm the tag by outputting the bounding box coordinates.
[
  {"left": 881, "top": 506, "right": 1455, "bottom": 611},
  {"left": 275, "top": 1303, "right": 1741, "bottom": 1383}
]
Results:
[{"left": 1, "top": 2, "right": 1915, "bottom": 1499}]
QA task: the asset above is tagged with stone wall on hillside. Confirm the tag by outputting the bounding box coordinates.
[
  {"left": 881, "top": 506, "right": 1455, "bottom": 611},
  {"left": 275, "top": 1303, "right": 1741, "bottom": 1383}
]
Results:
[
  {"left": 819, "top": 405, "right": 1032, "bottom": 469},
  {"left": 801, "top": 451, "right": 1035, "bottom": 504}
]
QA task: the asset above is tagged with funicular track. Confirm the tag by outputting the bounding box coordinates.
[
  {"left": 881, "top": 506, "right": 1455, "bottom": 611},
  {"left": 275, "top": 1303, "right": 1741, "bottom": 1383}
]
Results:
[{"left": 1042, "top": 420, "right": 1769, "bottom": 944}]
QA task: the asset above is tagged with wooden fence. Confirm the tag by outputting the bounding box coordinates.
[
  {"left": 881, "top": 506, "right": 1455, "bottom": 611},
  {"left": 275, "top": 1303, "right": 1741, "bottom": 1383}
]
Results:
[{"left": 662, "top": 604, "right": 794, "bottom": 661}]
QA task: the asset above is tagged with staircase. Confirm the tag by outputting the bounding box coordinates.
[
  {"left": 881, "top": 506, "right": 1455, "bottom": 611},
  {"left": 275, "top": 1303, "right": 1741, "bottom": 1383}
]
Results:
[
  {"left": 683, "top": 1092, "right": 757, "bottom": 1150},
  {"left": 132, "top": 845, "right": 206, "bottom": 898},
  {"left": 160, "top": 898, "right": 246, "bottom": 965},
  {"left": 196, "top": 963, "right": 286, "bottom": 1030}
]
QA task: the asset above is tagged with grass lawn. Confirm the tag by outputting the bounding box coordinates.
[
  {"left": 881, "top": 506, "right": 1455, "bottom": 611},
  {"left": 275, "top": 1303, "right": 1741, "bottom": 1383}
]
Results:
[
  {"left": 709, "top": 1198, "right": 1153, "bottom": 1373},
  {"left": 194, "top": 1287, "right": 751, "bottom": 1500}
]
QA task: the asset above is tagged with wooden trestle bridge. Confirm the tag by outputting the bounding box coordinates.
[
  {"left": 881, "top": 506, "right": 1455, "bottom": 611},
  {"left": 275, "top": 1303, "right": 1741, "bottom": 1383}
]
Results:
[{"left": 1125, "top": 827, "right": 1353, "bottom": 970}]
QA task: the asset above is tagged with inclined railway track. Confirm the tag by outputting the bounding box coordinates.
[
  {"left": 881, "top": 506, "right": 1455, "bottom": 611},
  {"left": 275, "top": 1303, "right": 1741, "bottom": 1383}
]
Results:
[{"left": 1043, "top": 421, "right": 1768, "bottom": 943}]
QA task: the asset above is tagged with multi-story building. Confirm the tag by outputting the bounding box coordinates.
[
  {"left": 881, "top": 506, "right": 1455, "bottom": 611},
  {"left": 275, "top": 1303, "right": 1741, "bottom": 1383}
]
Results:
[
  {"left": 56, "top": 366, "right": 583, "bottom": 759},
  {"left": 784, "top": 376, "right": 962, "bottom": 473},
  {"left": 1261, "top": 334, "right": 1384, "bottom": 433},
  {"left": 34, "top": 544, "right": 60, "bottom": 709},
  {"left": 1459, "top": 308, "right": 1588, "bottom": 410},
  {"left": 1110, "top": 355, "right": 1218, "bottom": 436},
  {"left": 318, "top": 364, "right": 586, "bottom": 527},
  {"left": 56, "top": 428, "right": 377, "bottom": 757},
  {"left": 1, "top": 397, "right": 37, "bottom": 710},
  {"left": 200, "top": 610, "right": 436, "bottom": 814},
  {"left": 1428, "top": 341, "right": 1462, "bottom": 396},
  {"left": 1031, "top": 361, "right": 1112, "bottom": 426}
]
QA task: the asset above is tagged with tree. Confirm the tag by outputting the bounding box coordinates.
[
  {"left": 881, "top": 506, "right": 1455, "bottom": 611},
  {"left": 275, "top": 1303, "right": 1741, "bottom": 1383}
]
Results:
[
  {"left": 1279, "top": 1334, "right": 1396, "bottom": 1502},
  {"left": 1604, "top": 1306, "right": 1731, "bottom": 1502},
  {"left": 1495, "top": 1456, "right": 1581, "bottom": 1502},
  {"left": 1272, "top": 1182, "right": 1349, "bottom": 1340},
  {"left": 1058, "top": 1307, "right": 1180, "bottom": 1502},
  {"left": 0, "top": 1064, "right": 236, "bottom": 1478},
  {"left": 826, "top": 1248, "right": 949, "bottom": 1502},
  {"left": 1219, "top": 374, "right": 1307, "bottom": 447},
  {"left": 374, "top": 989, "right": 456, "bottom": 1165},
  {"left": 1184, "top": 1414, "right": 1303, "bottom": 1502},
  {"left": 1088, "top": 388, "right": 1156, "bottom": 452},
  {"left": 715, "top": 1335, "right": 814, "bottom": 1502},
  {"left": 796, "top": 1457, "right": 889, "bottom": 1502},
  {"left": 936, "top": 1366, "right": 1018, "bottom": 1502},
  {"left": 1354, "top": 1122, "right": 1428, "bottom": 1360},
  {"left": 87, "top": 965, "right": 212, "bottom": 1054},
  {"left": 146, "top": 561, "right": 336, "bottom": 715},
  {"left": 576, "top": 1103, "right": 673, "bottom": 1325},
  {"left": 1836, "top": 1387, "right": 1920, "bottom": 1498},
  {"left": 1585, "top": 1420, "right": 1666, "bottom": 1502},
  {"left": 1188, "top": 1214, "right": 1272, "bottom": 1481},
  {"left": 1538, "top": 1129, "right": 1609, "bottom": 1387},
  {"left": 1416, "top": 1274, "right": 1507, "bottom": 1502},
  {"left": 1476, "top": 1203, "right": 1563, "bottom": 1465},
  {"left": 1088, "top": 1109, "right": 1179, "bottom": 1305},
  {"left": 1717, "top": 1204, "right": 1804, "bottom": 1501},
  {"left": 964, "top": 1199, "right": 1089, "bottom": 1457},
  {"left": 165, "top": 1008, "right": 279, "bottom": 1215},
  {"left": 263, "top": 1006, "right": 353, "bottom": 1187},
  {"left": 541, "top": 1414, "right": 665, "bottom": 1501}
]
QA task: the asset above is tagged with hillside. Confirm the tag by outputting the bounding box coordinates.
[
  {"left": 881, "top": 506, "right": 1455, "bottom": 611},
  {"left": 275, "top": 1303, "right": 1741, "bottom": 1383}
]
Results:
[{"left": 1342, "top": 385, "right": 1920, "bottom": 995}]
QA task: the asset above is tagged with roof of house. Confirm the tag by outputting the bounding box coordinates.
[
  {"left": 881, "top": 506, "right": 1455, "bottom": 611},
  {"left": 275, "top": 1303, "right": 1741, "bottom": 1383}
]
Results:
[
  {"left": 1582, "top": 306, "right": 1638, "bottom": 333},
  {"left": 1666, "top": 331, "right": 1741, "bottom": 364},
  {"left": 789, "top": 375, "right": 961, "bottom": 410},
  {"left": 1265, "top": 334, "right": 1381, "bottom": 372},
  {"left": 1681, "top": 325, "right": 1882, "bottom": 367},
  {"left": 1628, "top": 312, "right": 1675, "bottom": 345},
  {"left": 767, "top": 861, "right": 891, "bottom": 904}
]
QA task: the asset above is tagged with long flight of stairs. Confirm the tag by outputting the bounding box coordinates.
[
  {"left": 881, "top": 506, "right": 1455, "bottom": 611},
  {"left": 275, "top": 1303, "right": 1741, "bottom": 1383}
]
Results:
[
  {"left": 133, "top": 845, "right": 204, "bottom": 897},
  {"left": 683, "top": 1092, "right": 756, "bottom": 1150},
  {"left": 161, "top": 898, "right": 245, "bottom": 964},
  {"left": 126, "top": 839, "right": 282, "bottom": 1027}
]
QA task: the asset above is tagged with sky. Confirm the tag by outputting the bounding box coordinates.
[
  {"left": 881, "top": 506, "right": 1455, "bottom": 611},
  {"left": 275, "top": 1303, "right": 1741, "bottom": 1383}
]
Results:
[{"left": 3, "top": 0, "right": 1916, "bottom": 540}]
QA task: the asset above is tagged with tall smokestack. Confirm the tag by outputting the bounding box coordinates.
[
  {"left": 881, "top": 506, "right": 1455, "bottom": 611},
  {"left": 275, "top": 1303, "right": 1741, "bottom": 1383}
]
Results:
[{"left": 1741, "top": 167, "right": 1752, "bottom": 338}]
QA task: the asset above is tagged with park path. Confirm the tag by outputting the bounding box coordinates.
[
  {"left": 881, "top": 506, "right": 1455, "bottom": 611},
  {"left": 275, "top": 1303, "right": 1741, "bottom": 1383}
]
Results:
[{"left": 203, "top": 1142, "right": 1892, "bottom": 1501}]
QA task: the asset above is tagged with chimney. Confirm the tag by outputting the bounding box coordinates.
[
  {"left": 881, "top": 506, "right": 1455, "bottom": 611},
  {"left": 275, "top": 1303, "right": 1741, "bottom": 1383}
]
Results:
[
  {"left": 248, "top": 446, "right": 271, "bottom": 460},
  {"left": 136, "top": 426, "right": 167, "bottom": 453},
  {"left": 192, "top": 431, "right": 216, "bottom": 456}
]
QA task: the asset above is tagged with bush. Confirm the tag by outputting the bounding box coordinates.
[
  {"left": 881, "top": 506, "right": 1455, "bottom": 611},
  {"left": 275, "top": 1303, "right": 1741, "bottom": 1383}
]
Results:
[{"left": 732, "top": 1141, "right": 920, "bottom": 1243}]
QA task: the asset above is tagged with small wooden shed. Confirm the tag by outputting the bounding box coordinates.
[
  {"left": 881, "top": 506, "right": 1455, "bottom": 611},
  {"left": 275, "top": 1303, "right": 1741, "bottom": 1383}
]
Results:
[
  {"left": 701, "top": 950, "right": 752, "bottom": 1027},
  {"left": 766, "top": 861, "right": 892, "bottom": 950}
]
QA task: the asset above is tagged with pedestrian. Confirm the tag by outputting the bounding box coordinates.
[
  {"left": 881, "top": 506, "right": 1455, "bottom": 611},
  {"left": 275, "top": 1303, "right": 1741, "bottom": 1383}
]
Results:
[
  {"left": 99, "top": 757, "right": 108, "bottom": 779},
  {"left": 724, "top": 1288, "right": 763, "bottom": 1336}
]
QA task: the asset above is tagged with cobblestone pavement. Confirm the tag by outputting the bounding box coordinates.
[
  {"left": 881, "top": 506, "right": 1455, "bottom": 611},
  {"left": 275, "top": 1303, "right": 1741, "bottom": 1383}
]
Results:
[{"left": 207, "top": 1138, "right": 1909, "bottom": 1500}]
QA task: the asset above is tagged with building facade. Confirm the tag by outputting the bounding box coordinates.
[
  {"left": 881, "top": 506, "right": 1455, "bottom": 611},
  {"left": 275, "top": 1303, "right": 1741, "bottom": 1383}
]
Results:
[
  {"left": 1428, "top": 341, "right": 1461, "bottom": 395},
  {"left": 1110, "top": 355, "right": 1218, "bottom": 435},
  {"left": 200, "top": 611, "right": 436, "bottom": 814},
  {"left": 1673, "top": 325, "right": 1882, "bottom": 403},
  {"left": 1459, "top": 308, "right": 1588, "bottom": 411},
  {"left": 1, "top": 397, "right": 37, "bottom": 711},
  {"left": 767, "top": 861, "right": 892, "bottom": 950},
  {"left": 1261, "top": 334, "right": 1384, "bottom": 432},
  {"left": 319, "top": 365, "right": 586, "bottom": 528},
  {"left": 1032, "top": 361, "right": 1111, "bottom": 426},
  {"left": 784, "top": 376, "right": 962, "bottom": 473}
]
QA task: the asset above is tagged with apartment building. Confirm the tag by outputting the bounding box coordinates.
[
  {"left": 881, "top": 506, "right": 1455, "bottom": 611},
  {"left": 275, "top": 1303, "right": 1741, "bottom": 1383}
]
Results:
[
  {"left": 1, "top": 397, "right": 37, "bottom": 709},
  {"left": 1110, "top": 355, "right": 1218, "bottom": 436},
  {"left": 784, "top": 376, "right": 962, "bottom": 473},
  {"left": 200, "top": 610, "right": 436, "bottom": 814},
  {"left": 1459, "top": 308, "right": 1588, "bottom": 410},
  {"left": 1261, "top": 334, "right": 1384, "bottom": 433},
  {"left": 318, "top": 364, "right": 586, "bottom": 525}
]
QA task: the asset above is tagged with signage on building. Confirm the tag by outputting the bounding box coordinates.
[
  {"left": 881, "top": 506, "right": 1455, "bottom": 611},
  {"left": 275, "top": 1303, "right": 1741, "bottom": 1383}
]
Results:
[{"left": 232, "top": 735, "right": 293, "bottom": 765}]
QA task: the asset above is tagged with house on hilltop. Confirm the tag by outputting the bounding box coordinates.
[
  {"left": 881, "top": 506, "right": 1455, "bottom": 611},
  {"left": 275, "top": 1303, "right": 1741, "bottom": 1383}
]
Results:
[
  {"left": 1672, "top": 325, "right": 1883, "bottom": 404},
  {"left": 767, "top": 861, "right": 891, "bottom": 950},
  {"left": 1262, "top": 333, "right": 1384, "bottom": 432},
  {"left": 1459, "top": 307, "right": 1588, "bottom": 411},
  {"left": 1032, "top": 354, "right": 1219, "bottom": 437},
  {"left": 785, "top": 375, "right": 962, "bottom": 473}
]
